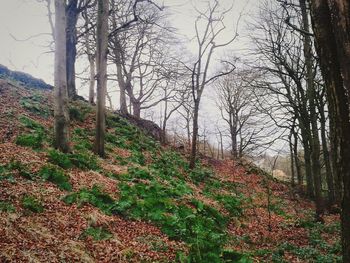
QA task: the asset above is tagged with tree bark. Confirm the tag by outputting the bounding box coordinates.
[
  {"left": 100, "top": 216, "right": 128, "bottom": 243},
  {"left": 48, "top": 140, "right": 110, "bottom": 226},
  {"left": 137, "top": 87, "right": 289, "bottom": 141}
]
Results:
[
  {"left": 309, "top": 0, "right": 350, "bottom": 260},
  {"left": 88, "top": 54, "right": 95, "bottom": 104},
  {"left": 66, "top": 0, "right": 79, "bottom": 99},
  {"left": 319, "top": 97, "right": 335, "bottom": 206},
  {"left": 54, "top": 0, "right": 70, "bottom": 153},
  {"left": 289, "top": 131, "right": 296, "bottom": 187},
  {"left": 94, "top": 0, "right": 109, "bottom": 158},
  {"left": 189, "top": 100, "right": 199, "bottom": 169},
  {"left": 300, "top": 0, "right": 324, "bottom": 218}
]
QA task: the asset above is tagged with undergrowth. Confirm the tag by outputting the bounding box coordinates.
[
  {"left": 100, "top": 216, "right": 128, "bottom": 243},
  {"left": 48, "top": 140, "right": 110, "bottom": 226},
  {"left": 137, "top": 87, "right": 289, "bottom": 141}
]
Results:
[
  {"left": 16, "top": 116, "right": 46, "bottom": 149},
  {"left": 81, "top": 226, "right": 113, "bottom": 241},
  {"left": 20, "top": 93, "right": 52, "bottom": 118},
  {"left": 22, "top": 195, "right": 44, "bottom": 213},
  {"left": 38, "top": 164, "right": 72, "bottom": 191}
]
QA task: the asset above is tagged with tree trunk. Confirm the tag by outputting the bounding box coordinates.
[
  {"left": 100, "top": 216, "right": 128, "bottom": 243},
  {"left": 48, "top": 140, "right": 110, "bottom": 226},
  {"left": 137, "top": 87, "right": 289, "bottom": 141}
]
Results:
[
  {"left": 292, "top": 129, "right": 303, "bottom": 187},
  {"left": 230, "top": 122, "right": 238, "bottom": 159},
  {"left": 66, "top": 0, "right": 79, "bottom": 99},
  {"left": 319, "top": 98, "right": 335, "bottom": 206},
  {"left": 309, "top": 0, "right": 350, "bottom": 260},
  {"left": 88, "top": 54, "right": 95, "bottom": 104},
  {"left": 114, "top": 46, "right": 128, "bottom": 115},
  {"left": 94, "top": 0, "right": 109, "bottom": 158},
  {"left": 289, "top": 131, "right": 296, "bottom": 187},
  {"left": 190, "top": 101, "right": 199, "bottom": 169},
  {"left": 132, "top": 101, "right": 141, "bottom": 119},
  {"left": 54, "top": 0, "right": 70, "bottom": 153},
  {"left": 301, "top": 129, "right": 314, "bottom": 197},
  {"left": 300, "top": 0, "right": 324, "bottom": 217}
]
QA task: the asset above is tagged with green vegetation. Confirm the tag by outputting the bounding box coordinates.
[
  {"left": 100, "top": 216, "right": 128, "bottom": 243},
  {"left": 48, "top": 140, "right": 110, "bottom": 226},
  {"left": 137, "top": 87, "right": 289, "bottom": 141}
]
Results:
[
  {"left": 20, "top": 94, "right": 52, "bottom": 118},
  {"left": 63, "top": 146, "right": 244, "bottom": 262},
  {"left": 69, "top": 151, "right": 99, "bottom": 171},
  {"left": 22, "top": 195, "right": 44, "bottom": 213},
  {"left": 16, "top": 132, "right": 44, "bottom": 149},
  {"left": 47, "top": 149, "right": 72, "bottom": 169},
  {"left": 8, "top": 161, "right": 35, "bottom": 180},
  {"left": 0, "top": 164, "right": 16, "bottom": 182},
  {"left": 62, "top": 185, "right": 115, "bottom": 215},
  {"left": 48, "top": 146, "right": 99, "bottom": 171},
  {"left": 0, "top": 201, "right": 15, "bottom": 213},
  {"left": 38, "top": 164, "right": 72, "bottom": 191},
  {"left": 253, "top": 217, "right": 342, "bottom": 262},
  {"left": 72, "top": 128, "right": 93, "bottom": 151},
  {"left": 82, "top": 226, "right": 113, "bottom": 241},
  {"left": 190, "top": 166, "right": 213, "bottom": 184},
  {"left": 16, "top": 116, "right": 46, "bottom": 149}
]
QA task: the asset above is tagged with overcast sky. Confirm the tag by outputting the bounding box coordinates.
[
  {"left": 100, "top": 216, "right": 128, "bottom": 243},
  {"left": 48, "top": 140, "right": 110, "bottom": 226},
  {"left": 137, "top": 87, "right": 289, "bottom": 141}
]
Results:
[{"left": 0, "top": 0, "right": 258, "bottom": 83}]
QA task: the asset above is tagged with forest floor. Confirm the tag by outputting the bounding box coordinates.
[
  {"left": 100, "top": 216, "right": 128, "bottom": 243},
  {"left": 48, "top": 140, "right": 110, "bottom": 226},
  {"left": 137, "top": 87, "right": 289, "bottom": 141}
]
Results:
[{"left": 0, "top": 78, "right": 342, "bottom": 262}]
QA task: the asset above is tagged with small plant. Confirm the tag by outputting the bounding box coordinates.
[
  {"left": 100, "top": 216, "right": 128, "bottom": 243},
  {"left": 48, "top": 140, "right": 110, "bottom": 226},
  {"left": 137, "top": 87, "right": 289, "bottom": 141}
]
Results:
[
  {"left": 128, "top": 151, "right": 146, "bottom": 165},
  {"left": 7, "top": 161, "right": 35, "bottom": 180},
  {"left": 22, "top": 195, "right": 44, "bottom": 213},
  {"left": 16, "top": 132, "right": 44, "bottom": 149},
  {"left": 47, "top": 149, "right": 72, "bottom": 169},
  {"left": 81, "top": 226, "right": 113, "bottom": 241},
  {"left": 19, "top": 116, "right": 45, "bottom": 131},
  {"left": 20, "top": 95, "right": 52, "bottom": 118},
  {"left": 38, "top": 164, "right": 72, "bottom": 191},
  {"left": 0, "top": 201, "right": 15, "bottom": 213},
  {"left": 63, "top": 185, "right": 115, "bottom": 214},
  {"left": 69, "top": 151, "right": 99, "bottom": 171},
  {"left": 69, "top": 107, "right": 86, "bottom": 122},
  {"left": 72, "top": 128, "right": 93, "bottom": 151},
  {"left": 0, "top": 165, "right": 15, "bottom": 182},
  {"left": 189, "top": 166, "right": 213, "bottom": 184},
  {"left": 215, "top": 194, "right": 243, "bottom": 217}
]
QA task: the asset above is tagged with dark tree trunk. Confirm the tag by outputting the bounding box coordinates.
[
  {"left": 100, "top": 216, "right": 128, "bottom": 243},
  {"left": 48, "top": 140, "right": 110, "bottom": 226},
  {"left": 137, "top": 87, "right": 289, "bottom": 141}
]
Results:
[
  {"left": 132, "top": 101, "right": 141, "bottom": 119},
  {"left": 300, "top": 128, "right": 315, "bottom": 198},
  {"left": 292, "top": 129, "right": 303, "bottom": 187},
  {"left": 300, "top": 0, "right": 324, "bottom": 217},
  {"left": 94, "top": 0, "right": 109, "bottom": 158},
  {"left": 319, "top": 98, "right": 335, "bottom": 206},
  {"left": 190, "top": 100, "right": 199, "bottom": 169},
  {"left": 66, "top": 0, "right": 79, "bottom": 99},
  {"left": 289, "top": 131, "right": 296, "bottom": 187},
  {"left": 309, "top": 0, "right": 350, "bottom": 260}
]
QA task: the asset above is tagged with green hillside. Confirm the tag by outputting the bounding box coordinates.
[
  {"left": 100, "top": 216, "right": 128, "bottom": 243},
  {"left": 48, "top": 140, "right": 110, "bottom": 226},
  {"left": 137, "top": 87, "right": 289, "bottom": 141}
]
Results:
[{"left": 0, "top": 77, "right": 341, "bottom": 262}]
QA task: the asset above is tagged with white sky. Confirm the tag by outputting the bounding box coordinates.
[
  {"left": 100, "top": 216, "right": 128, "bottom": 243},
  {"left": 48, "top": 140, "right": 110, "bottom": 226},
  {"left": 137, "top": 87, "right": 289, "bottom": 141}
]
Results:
[{"left": 0, "top": 0, "right": 258, "bottom": 83}]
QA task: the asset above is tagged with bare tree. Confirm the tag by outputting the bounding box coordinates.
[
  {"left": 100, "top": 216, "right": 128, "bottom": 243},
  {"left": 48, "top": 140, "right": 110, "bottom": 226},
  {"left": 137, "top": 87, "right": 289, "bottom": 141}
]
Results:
[
  {"left": 216, "top": 68, "right": 265, "bottom": 159},
  {"left": 188, "top": 0, "right": 238, "bottom": 169}
]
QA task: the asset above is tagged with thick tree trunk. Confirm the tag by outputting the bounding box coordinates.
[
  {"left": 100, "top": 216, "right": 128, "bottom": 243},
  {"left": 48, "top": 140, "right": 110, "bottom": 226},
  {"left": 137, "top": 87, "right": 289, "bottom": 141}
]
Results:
[
  {"left": 66, "top": 0, "right": 79, "bottom": 99},
  {"left": 54, "top": 0, "right": 70, "bottom": 153},
  {"left": 94, "top": 0, "right": 109, "bottom": 158},
  {"left": 190, "top": 101, "right": 199, "bottom": 169},
  {"left": 309, "top": 0, "right": 350, "bottom": 260},
  {"left": 132, "top": 101, "right": 141, "bottom": 119}
]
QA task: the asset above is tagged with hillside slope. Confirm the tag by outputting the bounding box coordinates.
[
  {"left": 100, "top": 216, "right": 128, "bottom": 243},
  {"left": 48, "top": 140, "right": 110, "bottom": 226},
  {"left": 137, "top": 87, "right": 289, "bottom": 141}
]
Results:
[{"left": 0, "top": 77, "right": 341, "bottom": 262}]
